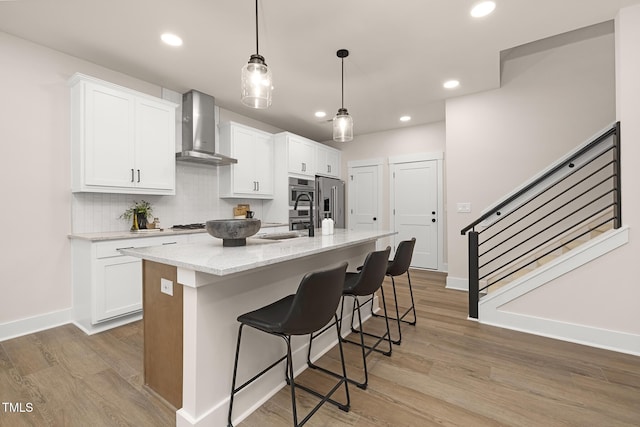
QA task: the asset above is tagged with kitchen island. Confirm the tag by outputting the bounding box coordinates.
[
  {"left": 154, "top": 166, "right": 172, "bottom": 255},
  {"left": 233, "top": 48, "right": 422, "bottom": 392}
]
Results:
[{"left": 120, "top": 228, "right": 394, "bottom": 427}]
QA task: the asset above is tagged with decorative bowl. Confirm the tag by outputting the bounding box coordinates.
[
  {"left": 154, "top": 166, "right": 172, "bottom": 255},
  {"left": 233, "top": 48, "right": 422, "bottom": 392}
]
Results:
[{"left": 205, "top": 219, "right": 261, "bottom": 246}]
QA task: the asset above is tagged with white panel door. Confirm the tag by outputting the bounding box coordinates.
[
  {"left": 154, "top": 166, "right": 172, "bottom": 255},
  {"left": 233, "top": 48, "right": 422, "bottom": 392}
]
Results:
[
  {"left": 392, "top": 160, "right": 439, "bottom": 269},
  {"left": 348, "top": 165, "right": 379, "bottom": 231}
]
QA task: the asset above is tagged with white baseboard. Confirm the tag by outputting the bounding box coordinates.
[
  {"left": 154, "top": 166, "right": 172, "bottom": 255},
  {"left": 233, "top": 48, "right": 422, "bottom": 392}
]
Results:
[
  {"left": 481, "top": 312, "right": 640, "bottom": 356},
  {"left": 479, "top": 226, "right": 637, "bottom": 356},
  {"left": 0, "top": 308, "right": 74, "bottom": 342},
  {"left": 446, "top": 276, "right": 468, "bottom": 291}
]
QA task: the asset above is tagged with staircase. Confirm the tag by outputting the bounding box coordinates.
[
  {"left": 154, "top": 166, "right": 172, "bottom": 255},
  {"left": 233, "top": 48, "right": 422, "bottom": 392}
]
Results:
[
  {"left": 461, "top": 122, "right": 622, "bottom": 319},
  {"left": 483, "top": 213, "right": 614, "bottom": 293}
]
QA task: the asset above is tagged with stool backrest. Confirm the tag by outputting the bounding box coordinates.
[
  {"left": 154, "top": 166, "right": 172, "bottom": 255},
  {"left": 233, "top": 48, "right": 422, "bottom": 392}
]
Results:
[
  {"left": 387, "top": 238, "right": 416, "bottom": 276},
  {"left": 350, "top": 246, "right": 391, "bottom": 296},
  {"left": 282, "top": 262, "right": 348, "bottom": 335}
]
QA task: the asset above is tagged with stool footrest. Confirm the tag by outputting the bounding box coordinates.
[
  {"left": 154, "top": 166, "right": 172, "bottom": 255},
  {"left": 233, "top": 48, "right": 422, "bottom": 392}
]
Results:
[
  {"left": 343, "top": 332, "right": 392, "bottom": 357},
  {"left": 372, "top": 305, "right": 416, "bottom": 325},
  {"left": 231, "top": 353, "right": 287, "bottom": 395}
]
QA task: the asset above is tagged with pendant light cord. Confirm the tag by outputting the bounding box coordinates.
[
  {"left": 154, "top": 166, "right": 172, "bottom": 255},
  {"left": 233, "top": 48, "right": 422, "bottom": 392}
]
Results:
[
  {"left": 341, "top": 56, "right": 344, "bottom": 109},
  {"left": 255, "top": 0, "right": 260, "bottom": 56}
]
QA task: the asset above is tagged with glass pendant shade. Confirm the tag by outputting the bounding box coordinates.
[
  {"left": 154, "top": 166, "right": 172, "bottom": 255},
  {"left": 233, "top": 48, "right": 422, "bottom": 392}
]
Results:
[
  {"left": 333, "top": 108, "right": 353, "bottom": 142},
  {"left": 241, "top": 54, "right": 272, "bottom": 109}
]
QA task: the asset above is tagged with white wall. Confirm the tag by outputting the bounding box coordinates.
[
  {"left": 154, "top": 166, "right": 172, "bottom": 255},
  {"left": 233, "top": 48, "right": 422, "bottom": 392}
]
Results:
[{"left": 446, "top": 24, "right": 615, "bottom": 286}]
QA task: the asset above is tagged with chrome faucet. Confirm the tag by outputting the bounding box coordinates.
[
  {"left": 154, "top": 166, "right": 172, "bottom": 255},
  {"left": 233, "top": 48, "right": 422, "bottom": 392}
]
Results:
[{"left": 293, "top": 192, "right": 314, "bottom": 237}]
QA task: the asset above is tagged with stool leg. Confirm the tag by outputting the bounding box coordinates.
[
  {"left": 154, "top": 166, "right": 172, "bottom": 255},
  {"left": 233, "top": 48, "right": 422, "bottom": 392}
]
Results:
[
  {"left": 369, "top": 278, "right": 402, "bottom": 344},
  {"left": 389, "top": 276, "right": 403, "bottom": 344},
  {"left": 352, "top": 297, "right": 369, "bottom": 389},
  {"left": 283, "top": 335, "right": 299, "bottom": 426},
  {"left": 372, "top": 272, "right": 417, "bottom": 327},
  {"left": 378, "top": 285, "right": 393, "bottom": 356},
  {"left": 227, "top": 323, "right": 245, "bottom": 427},
  {"left": 404, "top": 270, "right": 417, "bottom": 325},
  {"left": 291, "top": 315, "right": 351, "bottom": 424},
  {"left": 334, "top": 313, "right": 351, "bottom": 409},
  {"left": 307, "top": 296, "right": 345, "bottom": 368}
]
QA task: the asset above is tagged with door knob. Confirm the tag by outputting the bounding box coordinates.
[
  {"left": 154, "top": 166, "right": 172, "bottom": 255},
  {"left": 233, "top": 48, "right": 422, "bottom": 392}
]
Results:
[
  {"left": 432, "top": 211, "right": 436, "bottom": 215},
  {"left": 373, "top": 217, "right": 377, "bottom": 221},
  {"left": 432, "top": 218, "right": 436, "bottom": 222}
]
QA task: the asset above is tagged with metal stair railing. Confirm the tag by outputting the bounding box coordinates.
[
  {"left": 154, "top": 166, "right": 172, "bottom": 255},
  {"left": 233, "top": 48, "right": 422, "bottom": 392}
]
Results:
[{"left": 461, "top": 122, "right": 621, "bottom": 319}]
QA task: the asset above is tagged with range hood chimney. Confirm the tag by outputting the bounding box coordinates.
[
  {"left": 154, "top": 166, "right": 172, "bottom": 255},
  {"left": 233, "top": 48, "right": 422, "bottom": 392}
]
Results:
[{"left": 176, "top": 90, "right": 237, "bottom": 166}]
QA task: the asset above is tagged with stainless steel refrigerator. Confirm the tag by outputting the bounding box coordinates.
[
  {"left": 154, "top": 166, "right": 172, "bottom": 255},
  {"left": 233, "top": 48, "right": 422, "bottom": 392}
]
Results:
[{"left": 315, "top": 176, "right": 345, "bottom": 228}]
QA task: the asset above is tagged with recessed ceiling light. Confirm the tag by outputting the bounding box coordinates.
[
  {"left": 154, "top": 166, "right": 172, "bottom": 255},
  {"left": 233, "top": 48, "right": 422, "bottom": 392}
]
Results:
[
  {"left": 443, "top": 80, "right": 460, "bottom": 89},
  {"left": 161, "top": 33, "right": 183, "bottom": 47},
  {"left": 400, "top": 116, "right": 411, "bottom": 122},
  {"left": 470, "top": 1, "right": 496, "bottom": 18},
  {"left": 315, "top": 111, "right": 327, "bottom": 118}
]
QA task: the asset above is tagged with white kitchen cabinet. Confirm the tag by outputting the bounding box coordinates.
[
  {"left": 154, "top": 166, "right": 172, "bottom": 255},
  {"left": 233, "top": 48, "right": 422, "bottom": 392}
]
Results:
[
  {"left": 219, "top": 121, "right": 274, "bottom": 199},
  {"left": 72, "top": 234, "right": 187, "bottom": 334},
  {"left": 316, "top": 144, "right": 341, "bottom": 178},
  {"left": 70, "top": 73, "right": 176, "bottom": 195},
  {"left": 276, "top": 132, "right": 316, "bottom": 178}
]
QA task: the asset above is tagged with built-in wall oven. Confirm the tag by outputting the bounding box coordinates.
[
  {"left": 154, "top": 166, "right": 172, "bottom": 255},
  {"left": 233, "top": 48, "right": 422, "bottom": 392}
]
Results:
[
  {"left": 288, "top": 177, "right": 315, "bottom": 206},
  {"left": 288, "top": 177, "right": 315, "bottom": 231},
  {"left": 289, "top": 208, "right": 312, "bottom": 231}
]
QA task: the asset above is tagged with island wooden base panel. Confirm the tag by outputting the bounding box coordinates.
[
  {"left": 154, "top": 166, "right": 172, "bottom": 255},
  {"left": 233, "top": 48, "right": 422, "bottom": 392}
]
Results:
[
  {"left": 143, "top": 260, "right": 183, "bottom": 409},
  {"left": 1, "top": 269, "right": 639, "bottom": 426}
]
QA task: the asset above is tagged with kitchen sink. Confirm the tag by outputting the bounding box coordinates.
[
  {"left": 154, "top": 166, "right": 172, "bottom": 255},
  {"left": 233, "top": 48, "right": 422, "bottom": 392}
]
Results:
[{"left": 257, "top": 232, "right": 308, "bottom": 240}]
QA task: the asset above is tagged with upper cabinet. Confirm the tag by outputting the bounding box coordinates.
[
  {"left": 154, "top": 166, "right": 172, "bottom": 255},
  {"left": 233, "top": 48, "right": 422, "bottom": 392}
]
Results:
[
  {"left": 316, "top": 144, "right": 341, "bottom": 178},
  {"left": 70, "top": 73, "right": 177, "bottom": 195},
  {"left": 219, "top": 121, "right": 274, "bottom": 199},
  {"left": 277, "top": 132, "right": 316, "bottom": 178}
]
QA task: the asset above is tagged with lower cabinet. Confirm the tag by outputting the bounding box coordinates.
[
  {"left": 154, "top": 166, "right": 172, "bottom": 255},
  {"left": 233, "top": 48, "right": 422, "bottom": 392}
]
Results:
[
  {"left": 94, "top": 255, "right": 142, "bottom": 322},
  {"left": 72, "top": 234, "right": 187, "bottom": 334}
]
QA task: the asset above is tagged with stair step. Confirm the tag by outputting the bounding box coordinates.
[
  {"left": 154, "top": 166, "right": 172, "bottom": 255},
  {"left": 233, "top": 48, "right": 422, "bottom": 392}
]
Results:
[
  {"left": 483, "top": 218, "right": 615, "bottom": 294},
  {"left": 486, "top": 267, "right": 534, "bottom": 293},
  {"left": 537, "top": 250, "right": 562, "bottom": 266}
]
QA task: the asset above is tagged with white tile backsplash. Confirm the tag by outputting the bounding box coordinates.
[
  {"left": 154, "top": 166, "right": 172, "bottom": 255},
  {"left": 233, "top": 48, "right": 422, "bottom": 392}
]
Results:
[{"left": 71, "top": 162, "right": 264, "bottom": 233}]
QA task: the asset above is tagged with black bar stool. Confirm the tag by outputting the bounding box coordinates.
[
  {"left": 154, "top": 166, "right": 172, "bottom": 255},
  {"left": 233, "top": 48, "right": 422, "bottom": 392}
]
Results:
[
  {"left": 227, "top": 262, "right": 350, "bottom": 427},
  {"left": 369, "top": 238, "right": 417, "bottom": 345},
  {"left": 307, "top": 247, "right": 392, "bottom": 390}
]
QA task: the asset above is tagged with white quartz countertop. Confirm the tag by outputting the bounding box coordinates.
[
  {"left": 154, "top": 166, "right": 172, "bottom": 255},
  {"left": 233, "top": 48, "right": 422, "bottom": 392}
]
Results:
[
  {"left": 119, "top": 228, "right": 395, "bottom": 276},
  {"left": 68, "top": 222, "right": 288, "bottom": 241}
]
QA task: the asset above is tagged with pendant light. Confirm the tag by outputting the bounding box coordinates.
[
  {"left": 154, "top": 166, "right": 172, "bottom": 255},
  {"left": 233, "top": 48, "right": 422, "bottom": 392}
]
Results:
[
  {"left": 241, "top": 0, "right": 272, "bottom": 109},
  {"left": 333, "top": 49, "right": 353, "bottom": 142}
]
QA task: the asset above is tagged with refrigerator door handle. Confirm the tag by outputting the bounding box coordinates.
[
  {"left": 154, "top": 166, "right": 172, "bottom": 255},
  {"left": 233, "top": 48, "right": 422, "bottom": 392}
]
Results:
[{"left": 331, "top": 186, "right": 337, "bottom": 220}]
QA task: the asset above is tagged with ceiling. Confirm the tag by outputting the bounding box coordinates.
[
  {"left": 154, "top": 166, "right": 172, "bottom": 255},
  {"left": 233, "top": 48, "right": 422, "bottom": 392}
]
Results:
[{"left": 1, "top": 0, "right": 639, "bottom": 142}]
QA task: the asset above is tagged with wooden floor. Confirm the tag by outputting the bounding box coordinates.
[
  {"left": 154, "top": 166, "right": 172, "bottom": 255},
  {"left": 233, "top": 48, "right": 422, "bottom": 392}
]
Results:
[{"left": 2, "top": 270, "right": 639, "bottom": 426}]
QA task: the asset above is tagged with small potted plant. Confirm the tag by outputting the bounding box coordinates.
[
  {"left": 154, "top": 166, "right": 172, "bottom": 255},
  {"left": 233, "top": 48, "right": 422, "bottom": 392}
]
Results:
[{"left": 120, "top": 200, "right": 153, "bottom": 230}]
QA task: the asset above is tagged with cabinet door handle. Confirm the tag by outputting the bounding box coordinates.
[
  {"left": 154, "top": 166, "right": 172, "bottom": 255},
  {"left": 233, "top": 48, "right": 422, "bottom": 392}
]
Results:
[
  {"left": 116, "top": 246, "right": 134, "bottom": 251},
  {"left": 162, "top": 242, "right": 177, "bottom": 245},
  {"left": 302, "top": 162, "right": 306, "bottom": 172},
  {"left": 328, "top": 165, "right": 331, "bottom": 173},
  {"left": 131, "top": 169, "right": 134, "bottom": 182},
  {"left": 257, "top": 181, "right": 260, "bottom": 191},
  {"left": 137, "top": 169, "right": 141, "bottom": 183}
]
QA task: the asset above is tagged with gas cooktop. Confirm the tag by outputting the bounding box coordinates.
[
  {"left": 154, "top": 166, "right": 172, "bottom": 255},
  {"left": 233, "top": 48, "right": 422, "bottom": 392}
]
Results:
[{"left": 171, "top": 223, "right": 205, "bottom": 230}]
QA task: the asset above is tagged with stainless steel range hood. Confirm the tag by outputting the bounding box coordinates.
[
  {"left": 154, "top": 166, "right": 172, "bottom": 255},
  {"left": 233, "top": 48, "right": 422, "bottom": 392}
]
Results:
[{"left": 176, "top": 90, "right": 237, "bottom": 166}]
